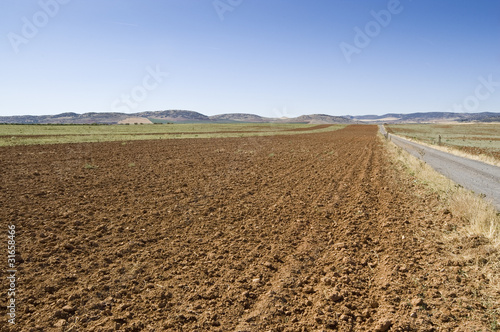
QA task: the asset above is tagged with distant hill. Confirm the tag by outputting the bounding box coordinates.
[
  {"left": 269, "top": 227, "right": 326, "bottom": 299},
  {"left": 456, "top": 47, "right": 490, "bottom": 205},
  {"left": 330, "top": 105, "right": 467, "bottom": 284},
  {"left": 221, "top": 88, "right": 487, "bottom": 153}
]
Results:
[
  {"left": 138, "top": 110, "right": 210, "bottom": 123},
  {"left": 348, "top": 112, "right": 500, "bottom": 123},
  {"left": 209, "top": 113, "right": 268, "bottom": 123},
  {"left": 1, "top": 110, "right": 498, "bottom": 125},
  {"left": 0, "top": 110, "right": 353, "bottom": 125},
  {"left": 286, "top": 114, "right": 353, "bottom": 124},
  {"left": 0, "top": 112, "right": 131, "bottom": 124},
  {"left": 0, "top": 110, "right": 210, "bottom": 125},
  {"left": 209, "top": 113, "right": 353, "bottom": 124}
]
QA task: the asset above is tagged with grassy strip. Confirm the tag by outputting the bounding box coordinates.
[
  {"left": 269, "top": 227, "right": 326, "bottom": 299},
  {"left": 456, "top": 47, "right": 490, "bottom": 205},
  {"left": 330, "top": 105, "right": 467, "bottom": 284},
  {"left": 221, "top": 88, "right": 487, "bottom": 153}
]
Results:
[{"left": 0, "top": 123, "right": 346, "bottom": 146}]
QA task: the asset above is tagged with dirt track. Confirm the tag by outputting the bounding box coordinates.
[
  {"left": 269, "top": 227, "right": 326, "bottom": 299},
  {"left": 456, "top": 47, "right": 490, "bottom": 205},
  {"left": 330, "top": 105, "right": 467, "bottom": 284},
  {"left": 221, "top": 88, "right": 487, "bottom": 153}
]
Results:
[{"left": 0, "top": 125, "right": 496, "bottom": 331}]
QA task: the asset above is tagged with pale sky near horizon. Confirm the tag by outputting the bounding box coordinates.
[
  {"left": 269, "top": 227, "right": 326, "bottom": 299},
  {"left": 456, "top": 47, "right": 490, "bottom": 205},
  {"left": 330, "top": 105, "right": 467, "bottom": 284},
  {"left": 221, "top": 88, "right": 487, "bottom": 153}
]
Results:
[{"left": 1, "top": 0, "right": 499, "bottom": 118}]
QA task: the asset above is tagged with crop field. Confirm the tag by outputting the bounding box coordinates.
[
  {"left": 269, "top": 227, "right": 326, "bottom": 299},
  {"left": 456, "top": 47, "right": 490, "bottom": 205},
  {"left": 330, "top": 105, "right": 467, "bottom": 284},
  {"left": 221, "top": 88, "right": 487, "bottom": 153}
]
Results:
[
  {"left": 386, "top": 123, "right": 500, "bottom": 161},
  {"left": 1, "top": 125, "right": 499, "bottom": 331},
  {"left": 0, "top": 123, "right": 344, "bottom": 146}
]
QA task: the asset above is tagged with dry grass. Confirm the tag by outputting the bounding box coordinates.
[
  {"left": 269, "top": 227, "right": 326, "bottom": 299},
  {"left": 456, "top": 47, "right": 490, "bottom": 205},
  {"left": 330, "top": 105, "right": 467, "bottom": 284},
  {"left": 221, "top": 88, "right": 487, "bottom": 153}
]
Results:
[
  {"left": 382, "top": 132, "right": 500, "bottom": 243},
  {"left": 384, "top": 133, "right": 455, "bottom": 193},
  {"left": 381, "top": 132, "right": 500, "bottom": 294},
  {"left": 448, "top": 191, "right": 500, "bottom": 242}
]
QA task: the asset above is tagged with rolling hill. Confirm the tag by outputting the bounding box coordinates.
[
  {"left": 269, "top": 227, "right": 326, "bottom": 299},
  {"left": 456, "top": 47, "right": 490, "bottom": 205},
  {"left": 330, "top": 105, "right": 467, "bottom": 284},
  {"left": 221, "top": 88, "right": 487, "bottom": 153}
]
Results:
[
  {"left": 0, "top": 110, "right": 353, "bottom": 125},
  {"left": 0, "top": 110, "right": 498, "bottom": 125},
  {"left": 348, "top": 112, "right": 500, "bottom": 123}
]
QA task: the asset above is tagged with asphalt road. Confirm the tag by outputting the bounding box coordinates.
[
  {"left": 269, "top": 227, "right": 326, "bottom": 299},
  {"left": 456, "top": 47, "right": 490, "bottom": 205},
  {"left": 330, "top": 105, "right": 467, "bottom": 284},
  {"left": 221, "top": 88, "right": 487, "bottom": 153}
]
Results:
[{"left": 379, "top": 125, "right": 500, "bottom": 211}]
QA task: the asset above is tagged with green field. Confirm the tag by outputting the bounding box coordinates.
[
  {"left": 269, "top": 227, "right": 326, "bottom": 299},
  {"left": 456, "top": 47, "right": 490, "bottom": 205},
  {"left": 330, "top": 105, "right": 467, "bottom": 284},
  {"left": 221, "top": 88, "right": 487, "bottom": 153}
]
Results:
[
  {"left": 0, "top": 123, "right": 346, "bottom": 146},
  {"left": 386, "top": 123, "right": 500, "bottom": 160}
]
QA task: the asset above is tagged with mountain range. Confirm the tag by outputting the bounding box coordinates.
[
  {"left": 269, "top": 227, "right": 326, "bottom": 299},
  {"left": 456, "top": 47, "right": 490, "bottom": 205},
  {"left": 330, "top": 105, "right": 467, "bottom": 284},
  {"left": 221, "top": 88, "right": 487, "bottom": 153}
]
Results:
[{"left": 0, "top": 110, "right": 499, "bottom": 124}]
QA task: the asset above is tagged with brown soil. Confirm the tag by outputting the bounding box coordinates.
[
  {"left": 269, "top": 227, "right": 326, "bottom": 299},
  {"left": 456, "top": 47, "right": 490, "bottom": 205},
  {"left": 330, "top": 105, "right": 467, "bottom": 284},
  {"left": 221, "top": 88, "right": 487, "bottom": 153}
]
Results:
[
  {"left": 448, "top": 145, "right": 500, "bottom": 161},
  {"left": 0, "top": 131, "right": 264, "bottom": 139},
  {"left": 433, "top": 125, "right": 453, "bottom": 129},
  {"left": 455, "top": 137, "right": 500, "bottom": 141},
  {"left": 283, "top": 125, "right": 334, "bottom": 132},
  {"left": 0, "top": 125, "right": 497, "bottom": 331}
]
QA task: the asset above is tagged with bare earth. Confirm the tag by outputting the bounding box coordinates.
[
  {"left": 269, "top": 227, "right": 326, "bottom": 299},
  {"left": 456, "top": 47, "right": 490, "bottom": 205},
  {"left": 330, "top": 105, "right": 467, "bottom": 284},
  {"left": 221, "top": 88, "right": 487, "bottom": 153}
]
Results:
[{"left": 0, "top": 125, "right": 497, "bottom": 331}]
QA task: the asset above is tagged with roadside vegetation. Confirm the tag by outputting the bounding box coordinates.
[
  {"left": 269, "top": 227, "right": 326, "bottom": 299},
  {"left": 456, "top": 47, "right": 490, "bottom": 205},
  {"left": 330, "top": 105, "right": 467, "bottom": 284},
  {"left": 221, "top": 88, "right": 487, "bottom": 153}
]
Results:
[
  {"left": 386, "top": 123, "right": 500, "bottom": 166},
  {"left": 0, "top": 123, "right": 346, "bottom": 146},
  {"left": 381, "top": 131, "right": 500, "bottom": 303}
]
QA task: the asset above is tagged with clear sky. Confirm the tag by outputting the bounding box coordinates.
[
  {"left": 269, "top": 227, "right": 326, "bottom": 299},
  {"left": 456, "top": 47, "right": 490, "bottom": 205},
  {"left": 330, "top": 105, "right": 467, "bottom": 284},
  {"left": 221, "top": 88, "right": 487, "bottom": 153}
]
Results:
[{"left": 1, "top": 0, "right": 499, "bottom": 118}]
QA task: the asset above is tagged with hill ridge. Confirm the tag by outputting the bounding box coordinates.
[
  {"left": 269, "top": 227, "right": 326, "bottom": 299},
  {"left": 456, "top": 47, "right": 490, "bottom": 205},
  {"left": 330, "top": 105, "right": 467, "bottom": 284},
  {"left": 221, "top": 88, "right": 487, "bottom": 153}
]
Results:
[{"left": 0, "top": 110, "right": 499, "bottom": 124}]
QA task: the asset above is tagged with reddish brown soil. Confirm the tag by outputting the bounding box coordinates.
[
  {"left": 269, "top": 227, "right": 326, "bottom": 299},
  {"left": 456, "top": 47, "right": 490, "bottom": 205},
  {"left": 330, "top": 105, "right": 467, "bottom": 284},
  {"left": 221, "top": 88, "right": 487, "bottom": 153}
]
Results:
[
  {"left": 283, "top": 125, "right": 334, "bottom": 132},
  {"left": 0, "top": 125, "right": 497, "bottom": 331},
  {"left": 451, "top": 145, "right": 500, "bottom": 161},
  {"left": 0, "top": 131, "right": 262, "bottom": 139},
  {"left": 455, "top": 137, "right": 500, "bottom": 141}
]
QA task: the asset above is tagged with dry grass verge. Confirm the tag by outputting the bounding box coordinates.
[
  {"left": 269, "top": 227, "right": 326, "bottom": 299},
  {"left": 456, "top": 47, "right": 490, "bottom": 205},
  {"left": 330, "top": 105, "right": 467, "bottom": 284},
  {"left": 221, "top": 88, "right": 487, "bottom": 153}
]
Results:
[
  {"left": 448, "top": 191, "right": 500, "bottom": 241},
  {"left": 382, "top": 132, "right": 500, "bottom": 243},
  {"left": 381, "top": 132, "right": 500, "bottom": 299}
]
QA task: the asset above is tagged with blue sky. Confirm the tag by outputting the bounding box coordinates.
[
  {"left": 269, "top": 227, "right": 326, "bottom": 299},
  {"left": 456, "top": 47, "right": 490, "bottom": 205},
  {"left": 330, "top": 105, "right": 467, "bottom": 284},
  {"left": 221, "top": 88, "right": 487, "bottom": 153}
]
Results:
[{"left": 1, "top": 0, "right": 499, "bottom": 117}]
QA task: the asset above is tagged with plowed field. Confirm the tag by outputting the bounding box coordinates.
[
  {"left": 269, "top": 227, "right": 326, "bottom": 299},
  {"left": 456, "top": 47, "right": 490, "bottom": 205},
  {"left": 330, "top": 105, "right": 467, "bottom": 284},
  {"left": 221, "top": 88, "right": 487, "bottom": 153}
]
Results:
[{"left": 1, "top": 125, "right": 496, "bottom": 331}]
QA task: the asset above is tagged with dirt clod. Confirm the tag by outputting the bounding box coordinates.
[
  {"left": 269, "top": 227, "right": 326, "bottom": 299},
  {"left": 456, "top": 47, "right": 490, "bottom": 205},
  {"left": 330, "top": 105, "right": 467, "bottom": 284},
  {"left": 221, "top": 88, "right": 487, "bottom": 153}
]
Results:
[
  {"left": 411, "top": 298, "right": 425, "bottom": 307},
  {"left": 375, "top": 319, "right": 392, "bottom": 332},
  {"left": 62, "top": 305, "right": 76, "bottom": 313}
]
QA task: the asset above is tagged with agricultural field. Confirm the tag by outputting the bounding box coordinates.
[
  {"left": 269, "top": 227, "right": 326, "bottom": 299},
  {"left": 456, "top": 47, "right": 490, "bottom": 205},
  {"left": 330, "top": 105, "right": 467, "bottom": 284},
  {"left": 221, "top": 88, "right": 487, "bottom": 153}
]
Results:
[
  {"left": 1, "top": 125, "right": 499, "bottom": 331},
  {"left": 0, "top": 123, "right": 344, "bottom": 146},
  {"left": 386, "top": 123, "right": 500, "bottom": 162}
]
